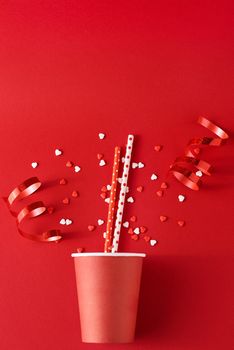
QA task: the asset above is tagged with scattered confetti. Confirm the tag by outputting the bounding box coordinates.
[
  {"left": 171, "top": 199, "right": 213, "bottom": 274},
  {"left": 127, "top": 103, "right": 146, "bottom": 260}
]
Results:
[
  {"left": 156, "top": 190, "right": 164, "bottom": 197},
  {"left": 65, "top": 218, "right": 72, "bottom": 225},
  {"left": 178, "top": 194, "right": 186, "bottom": 202},
  {"left": 150, "top": 239, "right": 157, "bottom": 246},
  {"left": 62, "top": 197, "right": 70, "bottom": 205},
  {"left": 100, "top": 192, "right": 107, "bottom": 199},
  {"left": 132, "top": 162, "right": 138, "bottom": 169},
  {"left": 160, "top": 215, "right": 168, "bottom": 222},
  {"left": 47, "top": 207, "right": 54, "bottom": 214},
  {"left": 99, "top": 159, "right": 106, "bottom": 167},
  {"left": 177, "top": 220, "right": 185, "bottom": 227},
  {"left": 59, "top": 178, "right": 67, "bottom": 185},
  {"left": 128, "top": 228, "right": 134, "bottom": 235},
  {"left": 151, "top": 173, "right": 158, "bottom": 181},
  {"left": 106, "top": 185, "right": 111, "bottom": 191},
  {"left": 143, "top": 235, "right": 151, "bottom": 242},
  {"left": 66, "top": 161, "right": 73, "bottom": 168},
  {"left": 134, "top": 227, "right": 140, "bottom": 235},
  {"left": 55, "top": 149, "right": 63, "bottom": 156},
  {"left": 31, "top": 162, "right": 38, "bottom": 169},
  {"left": 127, "top": 196, "right": 134, "bottom": 203},
  {"left": 138, "top": 162, "right": 144, "bottom": 168},
  {"left": 130, "top": 216, "right": 137, "bottom": 222},
  {"left": 123, "top": 221, "right": 129, "bottom": 228},
  {"left": 77, "top": 247, "right": 84, "bottom": 253},
  {"left": 161, "top": 182, "right": 168, "bottom": 189},
  {"left": 74, "top": 165, "right": 81, "bottom": 173},
  {"left": 137, "top": 186, "right": 144, "bottom": 192},
  {"left": 140, "top": 226, "right": 147, "bottom": 233},
  {"left": 98, "top": 133, "right": 105, "bottom": 140},
  {"left": 72, "top": 190, "right": 79, "bottom": 198},
  {"left": 105, "top": 198, "right": 110, "bottom": 204},
  {"left": 131, "top": 235, "right": 139, "bottom": 241},
  {"left": 97, "top": 153, "right": 103, "bottom": 160},
  {"left": 196, "top": 170, "right": 203, "bottom": 177},
  {"left": 154, "top": 145, "right": 162, "bottom": 152},
  {"left": 101, "top": 186, "right": 107, "bottom": 192},
  {"left": 88, "top": 225, "right": 96, "bottom": 231},
  {"left": 117, "top": 178, "right": 122, "bottom": 184},
  {"left": 98, "top": 219, "right": 104, "bottom": 226},
  {"left": 59, "top": 218, "right": 66, "bottom": 225},
  {"left": 194, "top": 147, "right": 200, "bottom": 155}
]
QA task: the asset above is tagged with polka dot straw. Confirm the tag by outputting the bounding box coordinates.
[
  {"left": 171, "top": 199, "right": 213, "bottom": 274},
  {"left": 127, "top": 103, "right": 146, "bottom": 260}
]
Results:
[{"left": 111, "top": 135, "right": 134, "bottom": 253}]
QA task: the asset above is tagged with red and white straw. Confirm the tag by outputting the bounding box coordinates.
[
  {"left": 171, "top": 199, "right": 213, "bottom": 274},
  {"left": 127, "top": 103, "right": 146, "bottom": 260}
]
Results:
[
  {"left": 111, "top": 135, "right": 134, "bottom": 253},
  {"left": 104, "top": 146, "right": 121, "bottom": 252}
]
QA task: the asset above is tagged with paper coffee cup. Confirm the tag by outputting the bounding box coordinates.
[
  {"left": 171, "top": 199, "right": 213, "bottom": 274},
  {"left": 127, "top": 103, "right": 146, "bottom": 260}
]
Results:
[{"left": 71, "top": 252, "right": 146, "bottom": 343}]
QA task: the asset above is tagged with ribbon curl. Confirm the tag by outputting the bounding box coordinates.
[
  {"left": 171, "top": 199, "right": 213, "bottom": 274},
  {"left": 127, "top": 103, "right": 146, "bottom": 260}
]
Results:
[
  {"left": 4, "top": 177, "right": 62, "bottom": 242},
  {"left": 170, "top": 116, "right": 229, "bottom": 190}
]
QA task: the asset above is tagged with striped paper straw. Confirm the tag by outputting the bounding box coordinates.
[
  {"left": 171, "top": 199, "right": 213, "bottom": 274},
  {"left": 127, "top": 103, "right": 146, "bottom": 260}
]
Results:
[
  {"left": 111, "top": 135, "right": 134, "bottom": 253},
  {"left": 104, "top": 146, "right": 121, "bottom": 252}
]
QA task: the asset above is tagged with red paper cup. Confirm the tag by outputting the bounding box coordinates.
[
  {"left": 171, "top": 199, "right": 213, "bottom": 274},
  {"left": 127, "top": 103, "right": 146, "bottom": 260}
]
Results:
[{"left": 71, "top": 252, "right": 146, "bottom": 343}]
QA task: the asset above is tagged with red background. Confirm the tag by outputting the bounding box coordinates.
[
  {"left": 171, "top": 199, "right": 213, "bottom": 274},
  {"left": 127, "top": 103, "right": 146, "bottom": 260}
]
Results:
[{"left": 0, "top": 1, "right": 233, "bottom": 349}]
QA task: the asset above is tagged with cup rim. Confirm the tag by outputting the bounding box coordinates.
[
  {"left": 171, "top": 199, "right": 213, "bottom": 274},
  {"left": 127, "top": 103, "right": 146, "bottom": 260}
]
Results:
[{"left": 71, "top": 252, "right": 146, "bottom": 258}]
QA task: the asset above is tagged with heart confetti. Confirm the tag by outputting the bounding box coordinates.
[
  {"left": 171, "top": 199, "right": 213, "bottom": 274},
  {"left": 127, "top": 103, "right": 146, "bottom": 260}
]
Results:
[
  {"left": 154, "top": 145, "right": 163, "bottom": 152},
  {"left": 123, "top": 221, "right": 129, "bottom": 228},
  {"left": 99, "top": 159, "right": 106, "bottom": 167},
  {"left": 160, "top": 215, "right": 168, "bottom": 222},
  {"left": 99, "top": 133, "right": 105, "bottom": 140},
  {"left": 178, "top": 194, "right": 185, "bottom": 202},
  {"left": 127, "top": 196, "right": 134, "bottom": 203},
  {"left": 55, "top": 149, "right": 63, "bottom": 156},
  {"left": 130, "top": 216, "right": 137, "bottom": 222},
  {"left": 66, "top": 161, "right": 73, "bottom": 168},
  {"left": 31, "top": 162, "right": 38, "bottom": 169},
  {"left": 98, "top": 219, "right": 104, "bottom": 226},
  {"left": 59, "top": 178, "right": 67, "bottom": 185},
  {"left": 150, "top": 239, "right": 157, "bottom": 246},
  {"left": 151, "top": 174, "right": 158, "bottom": 181},
  {"left": 137, "top": 186, "right": 144, "bottom": 192},
  {"left": 88, "top": 225, "right": 96, "bottom": 231},
  {"left": 177, "top": 220, "right": 185, "bottom": 227},
  {"left": 74, "top": 165, "right": 81, "bottom": 173},
  {"left": 72, "top": 190, "right": 79, "bottom": 198}
]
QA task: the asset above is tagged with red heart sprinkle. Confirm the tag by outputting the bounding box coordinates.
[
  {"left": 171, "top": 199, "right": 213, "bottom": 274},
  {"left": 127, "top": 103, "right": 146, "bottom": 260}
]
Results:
[
  {"left": 137, "top": 186, "right": 144, "bottom": 192},
  {"left": 62, "top": 197, "right": 70, "bottom": 204},
  {"left": 140, "top": 226, "right": 147, "bottom": 233},
  {"left": 66, "top": 161, "right": 73, "bottom": 168},
  {"left": 101, "top": 186, "right": 107, "bottom": 192},
  {"left": 130, "top": 216, "right": 137, "bottom": 222},
  {"left": 47, "top": 206, "right": 54, "bottom": 214},
  {"left": 131, "top": 235, "right": 139, "bottom": 241},
  {"left": 59, "top": 178, "right": 67, "bottom": 185},
  {"left": 177, "top": 220, "right": 185, "bottom": 227},
  {"left": 160, "top": 215, "right": 168, "bottom": 222},
  {"left": 154, "top": 145, "right": 162, "bottom": 152},
  {"left": 72, "top": 190, "right": 79, "bottom": 198},
  {"left": 194, "top": 148, "right": 200, "bottom": 155},
  {"left": 128, "top": 228, "right": 134, "bottom": 235},
  {"left": 156, "top": 190, "right": 164, "bottom": 197},
  {"left": 100, "top": 192, "right": 107, "bottom": 199},
  {"left": 161, "top": 182, "right": 168, "bottom": 189},
  {"left": 88, "top": 225, "right": 96, "bottom": 231},
  {"left": 77, "top": 247, "right": 84, "bottom": 253},
  {"left": 97, "top": 153, "right": 103, "bottom": 160},
  {"left": 143, "top": 235, "right": 151, "bottom": 242}
]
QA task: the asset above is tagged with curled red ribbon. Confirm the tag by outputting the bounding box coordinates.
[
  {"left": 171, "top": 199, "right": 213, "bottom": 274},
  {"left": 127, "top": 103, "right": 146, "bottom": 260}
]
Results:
[
  {"left": 4, "top": 177, "right": 62, "bottom": 242},
  {"left": 170, "top": 116, "right": 229, "bottom": 190}
]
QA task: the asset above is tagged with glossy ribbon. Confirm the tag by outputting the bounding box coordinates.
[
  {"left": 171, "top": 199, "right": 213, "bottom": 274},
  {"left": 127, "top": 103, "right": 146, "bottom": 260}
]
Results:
[
  {"left": 4, "top": 177, "right": 62, "bottom": 242},
  {"left": 170, "top": 116, "right": 229, "bottom": 190}
]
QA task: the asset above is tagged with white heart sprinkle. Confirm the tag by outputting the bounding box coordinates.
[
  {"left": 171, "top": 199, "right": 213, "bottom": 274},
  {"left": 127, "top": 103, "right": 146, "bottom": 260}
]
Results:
[
  {"left": 107, "top": 184, "right": 111, "bottom": 191},
  {"left": 134, "top": 227, "right": 140, "bottom": 235},
  {"left": 121, "top": 157, "right": 125, "bottom": 163},
  {"left": 196, "top": 170, "right": 203, "bottom": 177},
  {"left": 150, "top": 239, "right": 157, "bottom": 246},
  {"left": 138, "top": 162, "right": 144, "bottom": 168},
  {"left": 65, "top": 219, "right": 73, "bottom": 225},
  {"left": 99, "top": 133, "right": 105, "bottom": 140},
  {"left": 31, "top": 162, "right": 38, "bottom": 169},
  {"left": 103, "top": 232, "right": 107, "bottom": 239},
  {"left": 55, "top": 149, "right": 62, "bottom": 156},
  {"left": 98, "top": 219, "right": 104, "bottom": 226},
  {"left": 105, "top": 198, "right": 110, "bottom": 204},
  {"left": 117, "top": 178, "right": 122, "bottom": 184},
  {"left": 151, "top": 174, "right": 158, "bottom": 180},
  {"left": 99, "top": 159, "right": 106, "bottom": 167},
  {"left": 74, "top": 165, "right": 81, "bottom": 172},
  {"left": 132, "top": 162, "right": 138, "bottom": 169},
  {"left": 123, "top": 221, "right": 129, "bottom": 228},
  {"left": 127, "top": 196, "right": 134, "bottom": 203},
  {"left": 178, "top": 194, "right": 185, "bottom": 202},
  {"left": 59, "top": 218, "right": 66, "bottom": 225}
]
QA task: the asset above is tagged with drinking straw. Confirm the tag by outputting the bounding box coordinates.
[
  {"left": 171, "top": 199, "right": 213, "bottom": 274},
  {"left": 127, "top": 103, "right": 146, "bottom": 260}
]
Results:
[
  {"left": 104, "top": 146, "right": 121, "bottom": 252},
  {"left": 111, "top": 135, "right": 134, "bottom": 253}
]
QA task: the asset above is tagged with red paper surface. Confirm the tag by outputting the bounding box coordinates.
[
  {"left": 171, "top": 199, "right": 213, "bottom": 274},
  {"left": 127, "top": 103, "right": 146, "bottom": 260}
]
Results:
[{"left": 0, "top": 1, "right": 233, "bottom": 349}]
